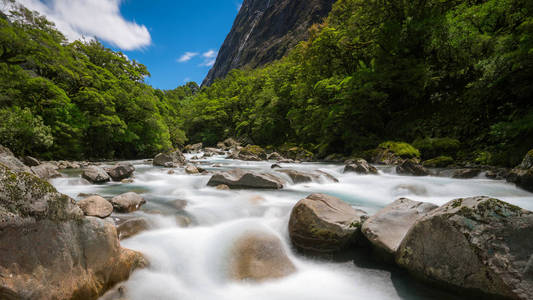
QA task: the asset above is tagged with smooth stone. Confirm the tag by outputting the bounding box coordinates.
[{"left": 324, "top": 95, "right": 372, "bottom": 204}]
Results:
[
  {"left": 110, "top": 192, "right": 146, "bottom": 213},
  {"left": 107, "top": 162, "right": 135, "bottom": 181},
  {"left": 344, "top": 159, "right": 378, "bottom": 174},
  {"left": 82, "top": 166, "right": 110, "bottom": 183},
  {"left": 31, "top": 163, "right": 62, "bottom": 180},
  {"left": 77, "top": 195, "right": 113, "bottom": 218},
  {"left": 207, "top": 168, "right": 284, "bottom": 189}
]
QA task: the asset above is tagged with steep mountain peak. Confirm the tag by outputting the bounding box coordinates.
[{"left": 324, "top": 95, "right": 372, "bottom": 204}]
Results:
[{"left": 202, "top": 0, "right": 335, "bottom": 86}]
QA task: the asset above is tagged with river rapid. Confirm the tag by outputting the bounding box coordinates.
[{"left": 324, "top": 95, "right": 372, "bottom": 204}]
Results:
[{"left": 50, "top": 153, "right": 533, "bottom": 300}]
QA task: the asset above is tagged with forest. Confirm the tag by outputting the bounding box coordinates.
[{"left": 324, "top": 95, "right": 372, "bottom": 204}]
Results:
[{"left": 1, "top": 0, "right": 532, "bottom": 166}]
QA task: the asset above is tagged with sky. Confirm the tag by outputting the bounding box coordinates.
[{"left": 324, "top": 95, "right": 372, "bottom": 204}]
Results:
[{"left": 14, "top": 0, "right": 242, "bottom": 90}]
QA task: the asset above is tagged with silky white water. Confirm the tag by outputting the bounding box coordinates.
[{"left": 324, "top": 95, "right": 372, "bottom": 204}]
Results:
[{"left": 51, "top": 155, "right": 533, "bottom": 300}]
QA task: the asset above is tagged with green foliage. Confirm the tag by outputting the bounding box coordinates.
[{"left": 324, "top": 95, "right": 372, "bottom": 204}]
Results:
[
  {"left": 0, "top": 106, "right": 53, "bottom": 155},
  {"left": 0, "top": 4, "right": 188, "bottom": 159},
  {"left": 422, "top": 156, "right": 454, "bottom": 168},
  {"left": 179, "top": 0, "right": 532, "bottom": 166},
  {"left": 412, "top": 138, "right": 461, "bottom": 159},
  {"left": 378, "top": 142, "right": 420, "bottom": 158}
]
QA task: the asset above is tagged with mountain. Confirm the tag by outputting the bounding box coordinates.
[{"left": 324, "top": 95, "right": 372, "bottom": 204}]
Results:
[{"left": 202, "top": 0, "right": 335, "bottom": 86}]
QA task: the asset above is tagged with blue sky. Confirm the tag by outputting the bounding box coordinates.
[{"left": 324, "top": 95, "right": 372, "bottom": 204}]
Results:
[{"left": 16, "top": 0, "right": 242, "bottom": 89}]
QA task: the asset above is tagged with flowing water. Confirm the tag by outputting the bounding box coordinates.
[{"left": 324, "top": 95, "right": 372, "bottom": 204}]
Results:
[{"left": 51, "top": 154, "right": 533, "bottom": 300}]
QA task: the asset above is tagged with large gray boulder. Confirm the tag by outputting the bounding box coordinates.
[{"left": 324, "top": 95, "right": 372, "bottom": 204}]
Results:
[
  {"left": 31, "top": 163, "right": 62, "bottom": 180},
  {"left": 344, "top": 158, "right": 378, "bottom": 174},
  {"left": 0, "top": 145, "right": 31, "bottom": 173},
  {"left": 396, "top": 159, "right": 429, "bottom": 176},
  {"left": 507, "top": 150, "right": 533, "bottom": 192},
  {"left": 207, "top": 168, "right": 284, "bottom": 189},
  {"left": 107, "top": 162, "right": 135, "bottom": 181},
  {"left": 110, "top": 192, "right": 146, "bottom": 213},
  {"left": 288, "top": 193, "right": 368, "bottom": 253},
  {"left": 361, "top": 198, "right": 437, "bottom": 261},
  {"left": 396, "top": 196, "right": 533, "bottom": 299},
  {"left": 82, "top": 166, "right": 111, "bottom": 183},
  {"left": 228, "top": 231, "right": 296, "bottom": 282},
  {"left": 77, "top": 195, "right": 114, "bottom": 218},
  {"left": 275, "top": 169, "right": 338, "bottom": 184},
  {"left": 0, "top": 163, "right": 146, "bottom": 299},
  {"left": 153, "top": 149, "right": 186, "bottom": 167},
  {"left": 184, "top": 142, "right": 203, "bottom": 153}
]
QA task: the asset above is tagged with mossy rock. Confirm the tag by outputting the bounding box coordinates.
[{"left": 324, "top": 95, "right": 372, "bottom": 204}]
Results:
[
  {"left": 422, "top": 156, "right": 454, "bottom": 168},
  {"left": 378, "top": 141, "right": 420, "bottom": 159},
  {"left": 240, "top": 145, "right": 267, "bottom": 159},
  {"left": 412, "top": 138, "right": 460, "bottom": 159},
  {"left": 278, "top": 144, "right": 314, "bottom": 161}
]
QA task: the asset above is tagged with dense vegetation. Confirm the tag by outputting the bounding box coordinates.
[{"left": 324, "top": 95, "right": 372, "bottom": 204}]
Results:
[
  {"left": 1, "top": 0, "right": 532, "bottom": 166},
  {"left": 0, "top": 2, "right": 194, "bottom": 159},
  {"left": 183, "top": 0, "right": 533, "bottom": 166}
]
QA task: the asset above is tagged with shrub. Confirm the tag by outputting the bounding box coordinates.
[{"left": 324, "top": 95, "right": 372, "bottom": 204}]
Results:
[
  {"left": 378, "top": 141, "right": 420, "bottom": 158},
  {"left": 412, "top": 138, "right": 460, "bottom": 159},
  {"left": 422, "top": 156, "right": 454, "bottom": 168}
]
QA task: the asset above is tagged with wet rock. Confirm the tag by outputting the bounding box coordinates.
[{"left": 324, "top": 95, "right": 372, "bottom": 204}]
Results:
[
  {"left": 396, "top": 159, "right": 429, "bottom": 176},
  {"left": 184, "top": 142, "right": 203, "bottom": 153},
  {"left": 0, "top": 149, "right": 32, "bottom": 173},
  {"left": 280, "top": 146, "right": 314, "bottom": 162},
  {"left": 170, "top": 199, "right": 188, "bottom": 210},
  {"left": 452, "top": 168, "right": 481, "bottom": 179},
  {"left": 121, "top": 178, "right": 134, "bottom": 184},
  {"left": 361, "top": 198, "right": 437, "bottom": 262},
  {"left": 185, "top": 165, "right": 199, "bottom": 174},
  {"left": 117, "top": 217, "right": 150, "bottom": 240},
  {"left": 485, "top": 168, "right": 509, "bottom": 180},
  {"left": 110, "top": 192, "right": 146, "bottom": 213},
  {"left": 344, "top": 159, "right": 378, "bottom": 175},
  {"left": 422, "top": 156, "right": 454, "bottom": 168},
  {"left": 153, "top": 149, "right": 186, "bottom": 167},
  {"left": 107, "top": 162, "right": 135, "bottom": 181},
  {"left": 31, "top": 163, "right": 62, "bottom": 180},
  {"left": 396, "top": 196, "right": 533, "bottom": 299},
  {"left": 77, "top": 195, "right": 113, "bottom": 218},
  {"left": 267, "top": 152, "right": 284, "bottom": 161},
  {"left": 82, "top": 166, "right": 111, "bottom": 183},
  {"left": 276, "top": 169, "right": 318, "bottom": 184},
  {"left": 167, "top": 169, "right": 175, "bottom": 175},
  {"left": 218, "top": 138, "right": 240, "bottom": 151},
  {"left": 0, "top": 164, "right": 146, "bottom": 299},
  {"left": 393, "top": 184, "right": 428, "bottom": 196},
  {"left": 22, "top": 156, "right": 40, "bottom": 167},
  {"left": 204, "top": 147, "right": 226, "bottom": 156},
  {"left": 100, "top": 285, "right": 127, "bottom": 300},
  {"left": 372, "top": 148, "right": 403, "bottom": 165},
  {"left": 288, "top": 193, "right": 368, "bottom": 253},
  {"left": 216, "top": 184, "right": 231, "bottom": 190},
  {"left": 228, "top": 231, "right": 296, "bottom": 282},
  {"left": 207, "top": 169, "right": 284, "bottom": 189},
  {"left": 507, "top": 150, "right": 533, "bottom": 192},
  {"left": 271, "top": 163, "right": 282, "bottom": 169},
  {"left": 316, "top": 170, "right": 340, "bottom": 183},
  {"left": 239, "top": 145, "right": 267, "bottom": 160}
]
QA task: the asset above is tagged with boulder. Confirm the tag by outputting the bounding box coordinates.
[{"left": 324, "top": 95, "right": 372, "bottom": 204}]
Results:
[
  {"left": 117, "top": 217, "right": 150, "bottom": 240},
  {"left": 396, "top": 159, "right": 429, "bottom": 176},
  {"left": 107, "top": 162, "right": 135, "bottom": 181},
  {"left": 153, "top": 149, "right": 186, "bottom": 167},
  {"left": 216, "top": 184, "right": 231, "bottom": 190},
  {"left": 361, "top": 198, "right": 438, "bottom": 261},
  {"left": 22, "top": 156, "right": 40, "bottom": 167},
  {"left": 0, "top": 163, "right": 146, "bottom": 299},
  {"left": 276, "top": 169, "right": 317, "bottom": 184},
  {"left": 507, "top": 150, "right": 533, "bottom": 192},
  {"left": 280, "top": 146, "right": 313, "bottom": 162},
  {"left": 422, "top": 156, "right": 454, "bottom": 168},
  {"left": 271, "top": 163, "right": 282, "bottom": 169},
  {"left": 204, "top": 147, "right": 226, "bottom": 155},
  {"left": 207, "top": 169, "right": 284, "bottom": 189},
  {"left": 372, "top": 149, "right": 403, "bottom": 165},
  {"left": 0, "top": 144, "right": 14, "bottom": 156},
  {"left": 218, "top": 138, "right": 240, "bottom": 150},
  {"left": 396, "top": 196, "right": 533, "bottom": 299},
  {"left": 0, "top": 152, "right": 32, "bottom": 173},
  {"left": 110, "top": 192, "right": 146, "bottom": 213},
  {"left": 344, "top": 158, "right": 378, "bottom": 175},
  {"left": 184, "top": 142, "right": 203, "bottom": 153},
  {"left": 31, "top": 163, "right": 62, "bottom": 180},
  {"left": 228, "top": 231, "right": 296, "bottom": 282},
  {"left": 288, "top": 193, "right": 368, "bottom": 253},
  {"left": 452, "top": 168, "right": 481, "bottom": 179},
  {"left": 267, "top": 152, "right": 284, "bottom": 161},
  {"left": 82, "top": 166, "right": 111, "bottom": 184},
  {"left": 185, "top": 165, "right": 199, "bottom": 174},
  {"left": 77, "top": 196, "right": 113, "bottom": 218},
  {"left": 239, "top": 145, "right": 267, "bottom": 160}
]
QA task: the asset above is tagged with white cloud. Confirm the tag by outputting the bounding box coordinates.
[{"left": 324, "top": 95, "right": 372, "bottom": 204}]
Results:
[
  {"left": 15, "top": 0, "right": 151, "bottom": 50},
  {"left": 199, "top": 50, "right": 217, "bottom": 67},
  {"left": 203, "top": 50, "right": 217, "bottom": 59},
  {"left": 177, "top": 52, "right": 199, "bottom": 63}
]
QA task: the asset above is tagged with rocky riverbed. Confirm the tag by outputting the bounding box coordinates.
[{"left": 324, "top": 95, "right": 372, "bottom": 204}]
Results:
[{"left": 2, "top": 143, "right": 533, "bottom": 299}]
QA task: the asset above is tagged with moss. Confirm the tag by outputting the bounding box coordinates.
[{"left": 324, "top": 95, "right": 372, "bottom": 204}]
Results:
[
  {"left": 378, "top": 141, "right": 420, "bottom": 158},
  {"left": 474, "top": 151, "right": 492, "bottom": 165},
  {"left": 451, "top": 198, "right": 463, "bottom": 208},
  {"left": 240, "top": 145, "right": 265, "bottom": 156},
  {"left": 422, "top": 156, "right": 454, "bottom": 168},
  {"left": 528, "top": 149, "right": 533, "bottom": 157},
  {"left": 412, "top": 137, "right": 460, "bottom": 159}
]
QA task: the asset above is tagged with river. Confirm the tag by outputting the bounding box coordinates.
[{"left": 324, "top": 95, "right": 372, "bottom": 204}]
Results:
[{"left": 50, "top": 153, "right": 533, "bottom": 300}]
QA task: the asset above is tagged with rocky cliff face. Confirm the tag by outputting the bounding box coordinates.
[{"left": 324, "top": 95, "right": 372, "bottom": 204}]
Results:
[{"left": 202, "top": 0, "right": 335, "bottom": 86}]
